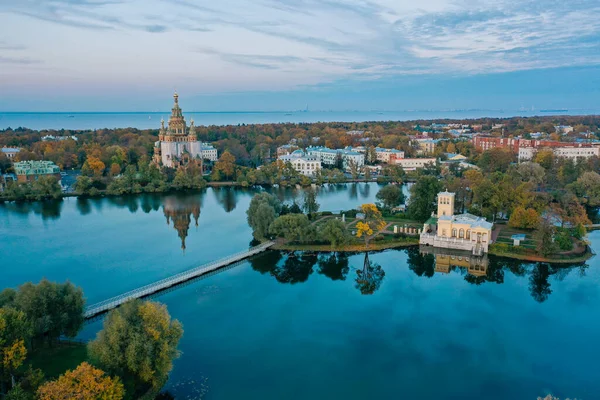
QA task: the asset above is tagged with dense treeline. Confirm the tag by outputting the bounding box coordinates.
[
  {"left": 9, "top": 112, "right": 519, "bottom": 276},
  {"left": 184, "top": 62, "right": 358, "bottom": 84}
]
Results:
[{"left": 2, "top": 115, "right": 599, "bottom": 173}]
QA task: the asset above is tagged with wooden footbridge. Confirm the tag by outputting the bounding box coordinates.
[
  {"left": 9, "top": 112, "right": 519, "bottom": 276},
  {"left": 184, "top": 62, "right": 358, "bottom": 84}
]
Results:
[{"left": 84, "top": 241, "right": 274, "bottom": 319}]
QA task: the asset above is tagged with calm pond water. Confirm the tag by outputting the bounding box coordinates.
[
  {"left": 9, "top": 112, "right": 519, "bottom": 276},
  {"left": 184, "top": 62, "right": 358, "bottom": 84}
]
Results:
[{"left": 1, "top": 183, "right": 599, "bottom": 400}]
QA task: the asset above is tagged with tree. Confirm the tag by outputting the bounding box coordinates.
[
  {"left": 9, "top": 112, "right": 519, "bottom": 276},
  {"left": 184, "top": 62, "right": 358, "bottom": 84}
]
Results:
[
  {"left": 89, "top": 301, "right": 183, "bottom": 394},
  {"left": 568, "top": 171, "right": 600, "bottom": 207},
  {"left": 246, "top": 193, "right": 281, "bottom": 240},
  {"left": 516, "top": 162, "right": 545, "bottom": 186},
  {"left": 82, "top": 156, "right": 106, "bottom": 177},
  {"left": 375, "top": 184, "right": 405, "bottom": 212},
  {"left": 269, "top": 214, "right": 311, "bottom": 243},
  {"left": 302, "top": 188, "right": 319, "bottom": 216},
  {"left": 213, "top": 151, "right": 236, "bottom": 180},
  {"left": 534, "top": 148, "right": 555, "bottom": 170},
  {"left": 10, "top": 280, "right": 84, "bottom": 342},
  {"left": 363, "top": 167, "right": 371, "bottom": 181},
  {"left": 31, "top": 176, "right": 62, "bottom": 200},
  {"left": 319, "top": 219, "right": 349, "bottom": 249},
  {"left": 477, "top": 148, "right": 514, "bottom": 173},
  {"left": 109, "top": 163, "right": 121, "bottom": 177},
  {"left": 355, "top": 204, "right": 386, "bottom": 248},
  {"left": 407, "top": 176, "right": 442, "bottom": 222},
  {"left": 73, "top": 175, "right": 93, "bottom": 196},
  {"left": 534, "top": 216, "right": 557, "bottom": 256},
  {"left": 347, "top": 159, "right": 360, "bottom": 179},
  {"left": 508, "top": 207, "right": 540, "bottom": 229},
  {"left": 172, "top": 163, "right": 206, "bottom": 190},
  {"left": 37, "top": 362, "right": 124, "bottom": 400},
  {"left": 5, "top": 384, "right": 29, "bottom": 400},
  {"left": 366, "top": 146, "right": 377, "bottom": 164}
]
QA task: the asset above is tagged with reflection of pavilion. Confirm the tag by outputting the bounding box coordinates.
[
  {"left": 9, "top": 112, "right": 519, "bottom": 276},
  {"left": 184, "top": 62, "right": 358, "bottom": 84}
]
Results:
[
  {"left": 163, "top": 196, "right": 201, "bottom": 251},
  {"left": 419, "top": 246, "right": 488, "bottom": 277}
]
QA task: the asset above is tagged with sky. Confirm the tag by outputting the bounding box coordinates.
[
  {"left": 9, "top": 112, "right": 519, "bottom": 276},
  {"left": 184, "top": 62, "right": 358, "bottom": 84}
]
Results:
[{"left": 0, "top": 0, "right": 599, "bottom": 112}]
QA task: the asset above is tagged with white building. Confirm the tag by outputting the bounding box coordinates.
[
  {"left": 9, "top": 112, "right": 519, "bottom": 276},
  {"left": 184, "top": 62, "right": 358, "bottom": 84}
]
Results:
[
  {"left": 41, "top": 135, "right": 78, "bottom": 142},
  {"left": 519, "top": 146, "right": 600, "bottom": 162},
  {"left": 153, "top": 93, "right": 204, "bottom": 168},
  {"left": 200, "top": 143, "right": 218, "bottom": 161},
  {"left": 394, "top": 158, "right": 436, "bottom": 171},
  {"left": 279, "top": 150, "right": 321, "bottom": 177},
  {"left": 1, "top": 147, "right": 20, "bottom": 159},
  {"left": 305, "top": 146, "right": 364, "bottom": 170},
  {"left": 376, "top": 148, "right": 404, "bottom": 163}
]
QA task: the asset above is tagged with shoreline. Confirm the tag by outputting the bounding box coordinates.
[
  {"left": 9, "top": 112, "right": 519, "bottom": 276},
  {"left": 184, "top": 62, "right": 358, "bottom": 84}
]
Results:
[{"left": 271, "top": 240, "right": 595, "bottom": 264}]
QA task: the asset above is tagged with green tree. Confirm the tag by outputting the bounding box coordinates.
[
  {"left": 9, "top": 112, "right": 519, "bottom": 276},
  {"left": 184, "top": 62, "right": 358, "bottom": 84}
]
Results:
[
  {"left": 319, "top": 219, "right": 349, "bottom": 249},
  {"left": 477, "top": 148, "right": 514, "bottom": 173},
  {"left": 73, "top": 176, "right": 93, "bottom": 196},
  {"left": 302, "top": 188, "right": 319, "bottom": 216},
  {"left": 31, "top": 176, "right": 62, "bottom": 200},
  {"left": 407, "top": 176, "right": 442, "bottom": 222},
  {"left": 375, "top": 184, "right": 405, "bottom": 212},
  {"left": 269, "top": 214, "right": 311, "bottom": 243},
  {"left": 246, "top": 193, "right": 281, "bottom": 240},
  {"left": 568, "top": 171, "right": 600, "bottom": 207},
  {"left": 89, "top": 301, "right": 183, "bottom": 395},
  {"left": 10, "top": 280, "right": 84, "bottom": 343}
]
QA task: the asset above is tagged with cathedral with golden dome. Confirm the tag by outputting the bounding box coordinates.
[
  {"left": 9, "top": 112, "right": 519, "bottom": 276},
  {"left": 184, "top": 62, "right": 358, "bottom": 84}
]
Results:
[{"left": 153, "top": 93, "right": 216, "bottom": 168}]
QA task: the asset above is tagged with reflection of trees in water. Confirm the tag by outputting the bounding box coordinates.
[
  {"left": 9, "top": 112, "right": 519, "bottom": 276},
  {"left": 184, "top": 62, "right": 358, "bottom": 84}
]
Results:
[
  {"left": 249, "top": 251, "right": 317, "bottom": 284},
  {"left": 212, "top": 187, "right": 238, "bottom": 213},
  {"left": 1, "top": 199, "right": 63, "bottom": 220},
  {"left": 529, "top": 264, "right": 553, "bottom": 303},
  {"left": 349, "top": 183, "right": 358, "bottom": 200},
  {"left": 359, "top": 183, "right": 370, "bottom": 199},
  {"left": 355, "top": 253, "right": 385, "bottom": 295},
  {"left": 162, "top": 195, "right": 202, "bottom": 251},
  {"left": 406, "top": 247, "right": 435, "bottom": 278},
  {"left": 76, "top": 198, "right": 92, "bottom": 215},
  {"left": 317, "top": 253, "right": 349, "bottom": 281}
]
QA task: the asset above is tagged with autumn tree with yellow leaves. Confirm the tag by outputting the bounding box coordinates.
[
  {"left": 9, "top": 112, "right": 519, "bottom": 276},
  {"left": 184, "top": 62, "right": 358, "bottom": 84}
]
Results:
[
  {"left": 355, "top": 204, "right": 386, "bottom": 248},
  {"left": 89, "top": 300, "right": 183, "bottom": 397},
  {"left": 37, "top": 362, "right": 124, "bottom": 400}
]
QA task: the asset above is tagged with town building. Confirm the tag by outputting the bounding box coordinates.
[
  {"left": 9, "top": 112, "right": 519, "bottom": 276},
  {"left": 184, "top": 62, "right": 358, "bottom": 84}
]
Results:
[
  {"left": 346, "top": 130, "right": 365, "bottom": 136},
  {"left": 420, "top": 191, "right": 493, "bottom": 255},
  {"left": 518, "top": 145, "right": 600, "bottom": 162},
  {"left": 200, "top": 143, "right": 218, "bottom": 162},
  {"left": 375, "top": 148, "right": 404, "bottom": 163},
  {"left": 305, "top": 146, "right": 364, "bottom": 170},
  {"left": 413, "top": 139, "right": 438, "bottom": 155},
  {"left": 153, "top": 93, "right": 215, "bottom": 168},
  {"left": 472, "top": 136, "right": 520, "bottom": 152},
  {"left": 445, "top": 153, "right": 467, "bottom": 162},
  {"left": 351, "top": 147, "right": 405, "bottom": 163},
  {"left": 555, "top": 125, "right": 574, "bottom": 134},
  {"left": 393, "top": 157, "right": 436, "bottom": 171},
  {"left": 13, "top": 161, "right": 61, "bottom": 183},
  {"left": 278, "top": 150, "right": 321, "bottom": 177},
  {"left": 41, "top": 135, "right": 78, "bottom": 142},
  {"left": 277, "top": 144, "right": 300, "bottom": 157},
  {"left": 1, "top": 147, "right": 20, "bottom": 159}
]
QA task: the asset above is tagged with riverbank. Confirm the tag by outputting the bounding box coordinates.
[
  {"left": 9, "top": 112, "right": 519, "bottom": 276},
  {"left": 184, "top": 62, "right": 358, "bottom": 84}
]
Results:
[
  {"left": 272, "top": 238, "right": 420, "bottom": 252},
  {"left": 488, "top": 245, "right": 594, "bottom": 264}
]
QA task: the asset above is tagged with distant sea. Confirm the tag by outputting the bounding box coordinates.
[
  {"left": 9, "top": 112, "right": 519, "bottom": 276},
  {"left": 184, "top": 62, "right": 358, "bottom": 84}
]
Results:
[{"left": 1, "top": 109, "right": 598, "bottom": 131}]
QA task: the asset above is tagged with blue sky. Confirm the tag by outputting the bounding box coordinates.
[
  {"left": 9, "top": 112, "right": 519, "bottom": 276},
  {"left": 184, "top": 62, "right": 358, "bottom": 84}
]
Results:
[{"left": 0, "top": 0, "right": 599, "bottom": 111}]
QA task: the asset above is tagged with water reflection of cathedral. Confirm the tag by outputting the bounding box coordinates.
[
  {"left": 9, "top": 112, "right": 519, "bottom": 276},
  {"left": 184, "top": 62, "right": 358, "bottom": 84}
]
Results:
[
  {"left": 163, "top": 196, "right": 201, "bottom": 251},
  {"left": 419, "top": 246, "right": 488, "bottom": 277}
]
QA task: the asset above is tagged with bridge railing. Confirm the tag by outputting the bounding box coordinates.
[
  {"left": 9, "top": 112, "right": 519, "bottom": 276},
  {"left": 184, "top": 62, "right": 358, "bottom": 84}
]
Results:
[{"left": 85, "top": 241, "right": 274, "bottom": 316}]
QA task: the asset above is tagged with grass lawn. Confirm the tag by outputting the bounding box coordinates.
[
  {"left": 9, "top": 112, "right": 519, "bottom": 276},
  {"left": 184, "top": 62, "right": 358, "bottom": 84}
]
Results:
[{"left": 24, "top": 342, "right": 89, "bottom": 378}]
